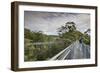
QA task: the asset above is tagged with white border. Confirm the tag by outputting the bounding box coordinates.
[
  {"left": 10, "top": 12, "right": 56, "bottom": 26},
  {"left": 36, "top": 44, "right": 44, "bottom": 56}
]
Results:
[{"left": 18, "top": 5, "right": 96, "bottom": 68}]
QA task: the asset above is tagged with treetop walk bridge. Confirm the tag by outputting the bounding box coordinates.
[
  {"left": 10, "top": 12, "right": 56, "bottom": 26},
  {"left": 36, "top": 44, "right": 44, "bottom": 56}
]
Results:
[{"left": 49, "top": 40, "right": 90, "bottom": 60}]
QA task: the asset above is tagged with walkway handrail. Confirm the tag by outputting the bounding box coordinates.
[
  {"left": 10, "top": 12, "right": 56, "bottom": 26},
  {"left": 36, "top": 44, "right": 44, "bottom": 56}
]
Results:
[{"left": 49, "top": 41, "right": 77, "bottom": 60}]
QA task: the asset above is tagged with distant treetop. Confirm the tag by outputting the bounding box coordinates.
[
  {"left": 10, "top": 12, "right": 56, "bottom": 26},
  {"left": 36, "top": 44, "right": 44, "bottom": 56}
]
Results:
[{"left": 66, "top": 22, "right": 76, "bottom": 25}]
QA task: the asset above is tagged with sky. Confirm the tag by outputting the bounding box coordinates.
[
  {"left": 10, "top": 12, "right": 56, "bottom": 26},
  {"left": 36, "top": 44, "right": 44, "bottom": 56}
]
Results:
[{"left": 24, "top": 11, "right": 90, "bottom": 35}]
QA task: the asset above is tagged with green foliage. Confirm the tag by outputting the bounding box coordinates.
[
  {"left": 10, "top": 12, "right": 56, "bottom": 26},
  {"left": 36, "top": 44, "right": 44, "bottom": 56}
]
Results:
[
  {"left": 24, "top": 21, "right": 90, "bottom": 61},
  {"left": 24, "top": 28, "right": 65, "bottom": 61},
  {"left": 58, "top": 22, "right": 90, "bottom": 45},
  {"left": 83, "top": 34, "right": 90, "bottom": 45},
  {"left": 24, "top": 29, "right": 45, "bottom": 42}
]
